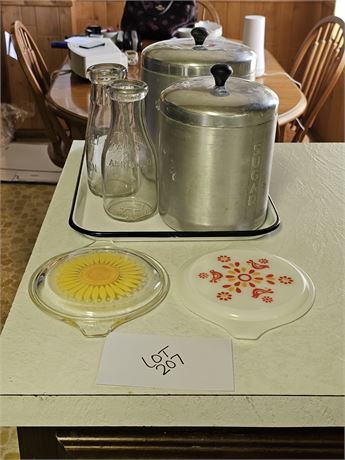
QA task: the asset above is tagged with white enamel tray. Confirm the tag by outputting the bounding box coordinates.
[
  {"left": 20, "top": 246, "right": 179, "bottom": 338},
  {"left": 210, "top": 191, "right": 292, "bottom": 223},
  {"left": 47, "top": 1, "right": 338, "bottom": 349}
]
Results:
[
  {"left": 69, "top": 154, "right": 280, "bottom": 241},
  {"left": 177, "top": 249, "right": 315, "bottom": 340}
]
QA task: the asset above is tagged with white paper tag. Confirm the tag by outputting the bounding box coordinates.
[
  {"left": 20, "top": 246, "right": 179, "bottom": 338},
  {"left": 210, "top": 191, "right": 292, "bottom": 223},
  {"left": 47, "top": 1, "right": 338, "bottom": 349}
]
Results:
[{"left": 97, "top": 333, "right": 234, "bottom": 391}]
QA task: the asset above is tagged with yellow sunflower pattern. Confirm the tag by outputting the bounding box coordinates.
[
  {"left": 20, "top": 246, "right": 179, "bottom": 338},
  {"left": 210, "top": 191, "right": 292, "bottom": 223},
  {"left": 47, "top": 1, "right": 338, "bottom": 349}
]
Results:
[{"left": 52, "top": 252, "right": 145, "bottom": 303}]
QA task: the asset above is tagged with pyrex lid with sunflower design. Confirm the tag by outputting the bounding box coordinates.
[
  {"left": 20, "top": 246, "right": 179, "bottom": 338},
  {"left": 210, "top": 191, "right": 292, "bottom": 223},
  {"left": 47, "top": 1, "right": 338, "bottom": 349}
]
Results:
[
  {"left": 29, "top": 243, "right": 169, "bottom": 337},
  {"left": 177, "top": 249, "right": 315, "bottom": 340}
]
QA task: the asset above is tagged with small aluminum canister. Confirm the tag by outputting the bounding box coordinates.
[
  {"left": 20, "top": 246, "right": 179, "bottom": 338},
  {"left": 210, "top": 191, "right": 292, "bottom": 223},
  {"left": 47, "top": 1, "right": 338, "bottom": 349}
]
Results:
[
  {"left": 158, "top": 64, "right": 279, "bottom": 232},
  {"left": 141, "top": 28, "right": 256, "bottom": 146}
]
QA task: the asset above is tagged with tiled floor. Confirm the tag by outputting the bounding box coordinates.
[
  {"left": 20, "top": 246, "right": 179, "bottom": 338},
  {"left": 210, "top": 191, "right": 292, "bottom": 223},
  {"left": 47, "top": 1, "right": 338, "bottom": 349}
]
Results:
[
  {"left": 0, "top": 427, "right": 20, "bottom": 460},
  {"left": 1, "top": 178, "right": 56, "bottom": 459},
  {"left": 0, "top": 182, "right": 56, "bottom": 330}
]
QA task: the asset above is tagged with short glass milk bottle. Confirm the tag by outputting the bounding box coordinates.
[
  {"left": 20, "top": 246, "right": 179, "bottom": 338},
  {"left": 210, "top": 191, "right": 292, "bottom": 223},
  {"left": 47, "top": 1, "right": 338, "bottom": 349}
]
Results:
[
  {"left": 102, "top": 80, "right": 157, "bottom": 222},
  {"left": 85, "top": 63, "right": 127, "bottom": 196}
]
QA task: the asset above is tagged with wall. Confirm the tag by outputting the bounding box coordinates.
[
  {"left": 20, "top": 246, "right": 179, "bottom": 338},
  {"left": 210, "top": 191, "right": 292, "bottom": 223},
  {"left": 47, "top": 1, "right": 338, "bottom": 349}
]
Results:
[{"left": 70, "top": 0, "right": 125, "bottom": 33}]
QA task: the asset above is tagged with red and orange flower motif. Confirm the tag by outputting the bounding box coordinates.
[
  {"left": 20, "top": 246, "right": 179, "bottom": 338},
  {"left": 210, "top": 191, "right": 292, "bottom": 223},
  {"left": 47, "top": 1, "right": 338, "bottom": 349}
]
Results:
[
  {"left": 217, "top": 255, "right": 231, "bottom": 263},
  {"left": 262, "top": 296, "right": 273, "bottom": 303},
  {"left": 217, "top": 291, "right": 232, "bottom": 301},
  {"left": 196, "top": 254, "right": 295, "bottom": 304},
  {"left": 221, "top": 261, "right": 266, "bottom": 294},
  {"left": 278, "top": 276, "right": 294, "bottom": 284}
]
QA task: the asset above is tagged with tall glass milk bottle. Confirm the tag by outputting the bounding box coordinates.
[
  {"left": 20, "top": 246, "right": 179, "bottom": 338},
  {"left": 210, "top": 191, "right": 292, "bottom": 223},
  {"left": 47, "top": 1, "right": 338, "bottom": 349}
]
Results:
[
  {"left": 85, "top": 63, "right": 127, "bottom": 196},
  {"left": 102, "top": 80, "right": 157, "bottom": 222}
]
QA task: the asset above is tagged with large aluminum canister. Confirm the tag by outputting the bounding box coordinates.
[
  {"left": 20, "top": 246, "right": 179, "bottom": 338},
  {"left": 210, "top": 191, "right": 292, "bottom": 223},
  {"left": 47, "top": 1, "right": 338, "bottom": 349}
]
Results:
[
  {"left": 141, "top": 28, "right": 256, "bottom": 147},
  {"left": 158, "top": 64, "right": 279, "bottom": 232}
]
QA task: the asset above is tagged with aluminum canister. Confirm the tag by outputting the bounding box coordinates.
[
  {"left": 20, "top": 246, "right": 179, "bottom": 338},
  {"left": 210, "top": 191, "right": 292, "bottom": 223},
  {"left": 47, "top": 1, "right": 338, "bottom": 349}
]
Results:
[
  {"left": 158, "top": 64, "right": 279, "bottom": 232},
  {"left": 141, "top": 28, "right": 256, "bottom": 146}
]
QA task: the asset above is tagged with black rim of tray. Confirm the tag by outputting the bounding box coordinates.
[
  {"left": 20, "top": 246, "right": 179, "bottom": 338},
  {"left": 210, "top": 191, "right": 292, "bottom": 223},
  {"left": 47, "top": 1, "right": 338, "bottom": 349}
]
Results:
[{"left": 68, "top": 153, "right": 281, "bottom": 239}]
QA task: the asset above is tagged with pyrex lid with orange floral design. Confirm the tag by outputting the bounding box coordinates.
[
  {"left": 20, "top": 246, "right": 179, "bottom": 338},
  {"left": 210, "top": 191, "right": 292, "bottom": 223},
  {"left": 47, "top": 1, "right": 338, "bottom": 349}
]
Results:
[
  {"left": 29, "top": 242, "right": 169, "bottom": 337},
  {"left": 177, "top": 249, "right": 315, "bottom": 340}
]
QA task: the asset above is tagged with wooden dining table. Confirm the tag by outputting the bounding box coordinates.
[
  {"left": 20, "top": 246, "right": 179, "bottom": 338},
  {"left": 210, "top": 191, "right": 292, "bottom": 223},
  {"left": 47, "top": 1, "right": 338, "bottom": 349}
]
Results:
[{"left": 48, "top": 46, "right": 306, "bottom": 136}]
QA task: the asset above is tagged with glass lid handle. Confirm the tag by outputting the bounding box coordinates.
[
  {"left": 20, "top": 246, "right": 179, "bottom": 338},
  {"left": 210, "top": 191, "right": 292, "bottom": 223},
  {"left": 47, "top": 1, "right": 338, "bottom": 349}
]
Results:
[
  {"left": 191, "top": 27, "right": 208, "bottom": 49},
  {"left": 211, "top": 64, "right": 233, "bottom": 96}
]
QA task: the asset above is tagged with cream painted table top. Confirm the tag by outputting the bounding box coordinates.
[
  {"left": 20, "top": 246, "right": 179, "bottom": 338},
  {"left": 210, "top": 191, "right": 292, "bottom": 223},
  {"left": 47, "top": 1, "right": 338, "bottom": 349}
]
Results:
[{"left": 0, "top": 142, "right": 344, "bottom": 427}]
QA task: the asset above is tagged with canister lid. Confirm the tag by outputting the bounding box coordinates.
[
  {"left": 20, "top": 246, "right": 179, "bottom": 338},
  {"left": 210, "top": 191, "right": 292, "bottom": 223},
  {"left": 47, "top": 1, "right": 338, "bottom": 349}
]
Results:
[
  {"left": 159, "top": 64, "right": 279, "bottom": 128},
  {"left": 142, "top": 27, "right": 256, "bottom": 78}
]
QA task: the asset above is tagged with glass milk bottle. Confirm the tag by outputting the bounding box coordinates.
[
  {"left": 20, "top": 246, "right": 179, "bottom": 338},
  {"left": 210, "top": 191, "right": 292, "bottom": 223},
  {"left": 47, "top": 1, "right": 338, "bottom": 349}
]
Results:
[
  {"left": 84, "top": 63, "right": 127, "bottom": 196},
  {"left": 102, "top": 80, "right": 157, "bottom": 222}
]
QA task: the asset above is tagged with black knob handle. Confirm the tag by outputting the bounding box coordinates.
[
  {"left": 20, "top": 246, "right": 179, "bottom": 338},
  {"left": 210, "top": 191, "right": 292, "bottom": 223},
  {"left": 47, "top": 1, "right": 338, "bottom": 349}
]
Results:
[
  {"left": 211, "top": 64, "right": 233, "bottom": 87},
  {"left": 191, "top": 27, "right": 208, "bottom": 46}
]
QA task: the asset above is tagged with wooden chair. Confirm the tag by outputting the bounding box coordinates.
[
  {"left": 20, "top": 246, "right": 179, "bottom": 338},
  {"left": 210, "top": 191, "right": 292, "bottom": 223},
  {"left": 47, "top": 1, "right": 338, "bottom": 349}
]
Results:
[
  {"left": 280, "top": 16, "right": 345, "bottom": 143},
  {"left": 196, "top": 0, "right": 221, "bottom": 25},
  {"left": 10, "top": 20, "right": 74, "bottom": 167}
]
